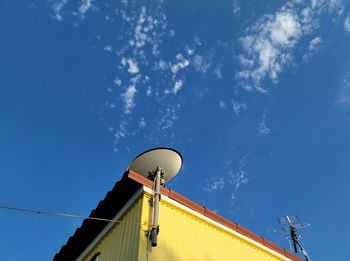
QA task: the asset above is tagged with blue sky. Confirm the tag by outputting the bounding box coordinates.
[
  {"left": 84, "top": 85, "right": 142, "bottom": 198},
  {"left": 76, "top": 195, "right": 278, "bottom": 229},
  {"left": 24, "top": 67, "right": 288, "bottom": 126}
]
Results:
[{"left": 1, "top": 0, "right": 350, "bottom": 260}]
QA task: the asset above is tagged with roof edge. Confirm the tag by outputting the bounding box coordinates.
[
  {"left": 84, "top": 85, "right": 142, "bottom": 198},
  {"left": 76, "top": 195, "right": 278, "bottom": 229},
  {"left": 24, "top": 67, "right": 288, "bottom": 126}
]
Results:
[{"left": 127, "top": 170, "right": 304, "bottom": 261}]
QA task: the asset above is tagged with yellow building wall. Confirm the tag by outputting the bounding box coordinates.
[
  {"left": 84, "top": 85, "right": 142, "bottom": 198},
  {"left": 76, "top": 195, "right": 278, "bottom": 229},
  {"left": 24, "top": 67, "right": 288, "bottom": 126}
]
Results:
[
  {"left": 82, "top": 195, "right": 145, "bottom": 261},
  {"left": 81, "top": 192, "right": 289, "bottom": 261},
  {"left": 139, "top": 193, "right": 288, "bottom": 261}
]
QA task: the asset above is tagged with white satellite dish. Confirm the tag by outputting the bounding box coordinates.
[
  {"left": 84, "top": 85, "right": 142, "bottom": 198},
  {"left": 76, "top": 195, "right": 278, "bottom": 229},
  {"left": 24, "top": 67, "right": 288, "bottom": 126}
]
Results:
[
  {"left": 127, "top": 147, "right": 183, "bottom": 182},
  {"left": 127, "top": 147, "right": 183, "bottom": 247}
]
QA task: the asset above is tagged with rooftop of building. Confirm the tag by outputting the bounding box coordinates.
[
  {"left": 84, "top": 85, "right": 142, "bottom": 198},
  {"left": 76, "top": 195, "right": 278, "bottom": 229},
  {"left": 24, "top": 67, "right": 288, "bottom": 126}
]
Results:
[{"left": 53, "top": 170, "right": 304, "bottom": 261}]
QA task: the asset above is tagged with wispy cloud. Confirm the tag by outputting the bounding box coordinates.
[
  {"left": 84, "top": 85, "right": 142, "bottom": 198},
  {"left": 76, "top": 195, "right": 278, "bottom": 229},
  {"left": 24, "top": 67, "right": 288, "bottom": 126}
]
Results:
[
  {"left": 219, "top": 100, "right": 226, "bottom": 109},
  {"left": 204, "top": 177, "right": 225, "bottom": 192},
  {"left": 173, "top": 80, "right": 184, "bottom": 94},
  {"left": 213, "top": 67, "right": 222, "bottom": 79},
  {"left": 345, "top": 14, "right": 350, "bottom": 32},
  {"left": 337, "top": 61, "right": 350, "bottom": 108},
  {"left": 311, "top": 0, "right": 344, "bottom": 15},
  {"left": 50, "top": 0, "right": 94, "bottom": 21},
  {"left": 157, "top": 105, "right": 180, "bottom": 131},
  {"left": 138, "top": 117, "right": 146, "bottom": 128},
  {"left": 204, "top": 155, "right": 250, "bottom": 202},
  {"left": 104, "top": 45, "right": 112, "bottom": 52},
  {"left": 78, "top": 0, "right": 93, "bottom": 18},
  {"left": 303, "top": 36, "right": 322, "bottom": 61},
  {"left": 121, "top": 58, "right": 140, "bottom": 74},
  {"left": 192, "top": 54, "right": 211, "bottom": 74},
  {"left": 171, "top": 53, "right": 190, "bottom": 74},
  {"left": 50, "top": 0, "right": 70, "bottom": 21},
  {"left": 47, "top": 1, "right": 212, "bottom": 149},
  {"left": 232, "top": 0, "right": 240, "bottom": 15},
  {"left": 228, "top": 155, "right": 249, "bottom": 201},
  {"left": 122, "top": 85, "right": 137, "bottom": 114},
  {"left": 114, "top": 120, "right": 128, "bottom": 140},
  {"left": 232, "top": 100, "right": 246, "bottom": 116},
  {"left": 237, "top": 9, "right": 301, "bottom": 92},
  {"left": 237, "top": 0, "right": 345, "bottom": 92},
  {"left": 257, "top": 114, "right": 271, "bottom": 135}
]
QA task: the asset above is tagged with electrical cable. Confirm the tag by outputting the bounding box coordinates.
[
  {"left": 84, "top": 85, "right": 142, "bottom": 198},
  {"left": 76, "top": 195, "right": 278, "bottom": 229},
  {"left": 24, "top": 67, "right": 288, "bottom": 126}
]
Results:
[{"left": 0, "top": 204, "right": 142, "bottom": 225}]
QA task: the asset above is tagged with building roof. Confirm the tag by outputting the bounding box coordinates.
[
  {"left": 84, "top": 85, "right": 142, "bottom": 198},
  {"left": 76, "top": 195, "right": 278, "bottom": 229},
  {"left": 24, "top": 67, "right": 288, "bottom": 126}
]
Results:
[{"left": 53, "top": 170, "right": 304, "bottom": 261}]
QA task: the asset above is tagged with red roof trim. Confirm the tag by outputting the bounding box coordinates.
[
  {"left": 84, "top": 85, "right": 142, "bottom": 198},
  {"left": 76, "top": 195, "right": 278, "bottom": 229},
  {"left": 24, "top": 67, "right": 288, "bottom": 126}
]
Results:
[{"left": 127, "top": 170, "right": 304, "bottom": 261}]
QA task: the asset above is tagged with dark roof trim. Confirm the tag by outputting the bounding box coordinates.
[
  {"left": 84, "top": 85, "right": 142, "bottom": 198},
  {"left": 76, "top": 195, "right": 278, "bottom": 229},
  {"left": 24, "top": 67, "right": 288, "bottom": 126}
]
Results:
[
  {"left": 52, "top": 171, "right": 142, "bottom": 261},
  {"left": 53, "top": 170, "right": 304, "bottom": 261}
]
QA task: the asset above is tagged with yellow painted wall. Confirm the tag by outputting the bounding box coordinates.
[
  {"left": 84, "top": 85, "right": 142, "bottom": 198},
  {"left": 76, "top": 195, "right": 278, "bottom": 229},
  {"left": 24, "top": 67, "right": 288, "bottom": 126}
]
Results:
[
  {"left": 82, "top": 196, "right": 146, "bottom": 261},
  {"left": 139, "top": 193, "right": 288, "bottom": 261},
  {"left": 81, "top": 192, "right": 290, "bottom": 261}
]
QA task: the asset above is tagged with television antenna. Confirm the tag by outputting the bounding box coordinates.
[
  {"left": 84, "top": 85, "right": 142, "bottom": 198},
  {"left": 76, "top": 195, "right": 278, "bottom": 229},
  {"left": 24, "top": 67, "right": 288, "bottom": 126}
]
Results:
[
  {"left": 274, "top": 215, "right": 311, "bottom": 261},
  {"left": 127, "top": 147, "right": 183, "bottom": 247}
]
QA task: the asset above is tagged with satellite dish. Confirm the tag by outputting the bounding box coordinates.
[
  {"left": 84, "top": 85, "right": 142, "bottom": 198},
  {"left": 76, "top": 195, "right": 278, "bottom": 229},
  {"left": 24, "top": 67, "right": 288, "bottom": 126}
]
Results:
[{"left": 127, "top": 147, "right": 183, "bottom": 182}]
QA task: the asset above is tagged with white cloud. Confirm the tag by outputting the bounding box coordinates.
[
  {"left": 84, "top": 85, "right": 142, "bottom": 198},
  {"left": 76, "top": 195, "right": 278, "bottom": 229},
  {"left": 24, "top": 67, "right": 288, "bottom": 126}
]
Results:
[
  {"left": 213, "top": 67, "right": 222, "bottom": 79},
  {"left": 237, "top": 0, "right": 345, "bottom": 92},
  {"left": 345, "top": 14, "right": 350, "bottom": 32},
  {"left": 139, "top": 118, "right": 146, "bottom": 128},
  {"left": 114, "top": 120, "right": 128, "bottom": 140},
  {"left": 104, "top": 45, "right": 112, "bottom": 52},
  {"left": 169, "top": 29, "right": 175, "bottom": 38},
  {"left": 114, "top": 77, "right": 122, "bottom": 86},
  {"left": 238, "top": 54, "right": 254, "bottom": 67},
  {"left": 50, "top": 0, "right": 70, "bottom": 21},
  {"left": 303, "top": 36, "right": 322, "bottom": 61},
  {"left": 130, "top": 74, "right": 142, "bottom": 84},
  {"left": 269, "top": 12, "right": 301, "bottom": 45},
  {"left": 337, "top": 62, "right": 350, "bottom": 108},
  {"left": 194, "top": 36, "right": 202, "bottom": 46},
  {"left": 238, "top": 10, "right": 301, "bottom": 91},
  {"left": 257, "top": 116, "right": 271, "bottom": 135},
  {"left": 158, "top": 106, "right": 179, "bottom": 131},
  {"left": 311, "top": 0, "right": 344, "bottom": 14},
  {"left": 50, "top": 0, "right": 183, "bottom": 146},
  {"left": 228, "top": 156, "right": 249, "bottom": 200},
  {"left": 185, "top": 46, "right": 195, "bottom": 56},
  {"left": 124, "top": 5, "right": 166, "bottom": 57},
  {"left": 122, "top": 58, "right": 139, "bottom": 74},
  {"left": 219, "top": 100, "right": 226, "bottom": 109},
  {"left": 128, "top": 59, "right": 139, "bottom": 74},
  {"left": 232, "top": 100, "right": 246, "bottom": 116},
  {"left": 171, "top": 53, "right": 190, "bottom": 74},
  {"left": 309, "top": 36, "right": 322, "bottom": 51},
  {"left": 78, "top": 0, "right": 93, "bottom": 18},
  {"left": 232, "top": 0, "right": 240, "bottom": 15},
  {"left": 202, "top": 156, "right": 250, "bottom": 203},
  {"left": 193, "top": 55, "right": 211, "bottom": 74},
  {"left": 337, "top": 83, "right": 350, "bottom": 108},
  {"left": 299, "top": 7, "right": 320, "bottom": 34},
  {"left": 157, "top": 59, "right": 168, "bottom": 70},
  {"left": 122, "top": 85, "right": 137, "bottom": 114},
  {"left": 132, "top": 7, "right": 147, "bottom": 48},
  {"left": 173, "top": 80, "right": 184, "bottom": 94},
  {"left": 146, "top": 86, "right": 152, "bottom": 96},
  {"left": 204, "top": 177, "right": 225, "bottom": 192},
  {"left": 228, "top": 169, "right": 248, "bottom": 191}
]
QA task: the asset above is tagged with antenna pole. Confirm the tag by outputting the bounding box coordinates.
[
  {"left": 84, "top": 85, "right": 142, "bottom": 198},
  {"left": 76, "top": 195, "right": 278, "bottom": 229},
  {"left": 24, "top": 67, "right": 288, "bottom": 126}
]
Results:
[
  {"left": 292, "top": 232, "right": 312, "bottom": 261},
  {"left": 275, "top": 215, "right": 311, "bottom": 261},
  {"left": 150, "top": 166, "right": 161, "bottom": 247}
]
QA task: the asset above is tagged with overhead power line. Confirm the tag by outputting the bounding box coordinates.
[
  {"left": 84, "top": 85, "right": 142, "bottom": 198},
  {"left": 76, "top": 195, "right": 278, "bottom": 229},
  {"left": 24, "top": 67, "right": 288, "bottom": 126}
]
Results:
[{"left": 0, "top": 204, "right": 141, "bottom": 225}]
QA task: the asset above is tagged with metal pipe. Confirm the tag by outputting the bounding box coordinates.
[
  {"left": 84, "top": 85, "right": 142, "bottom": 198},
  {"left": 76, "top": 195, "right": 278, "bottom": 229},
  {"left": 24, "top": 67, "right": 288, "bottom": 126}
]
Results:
[
  {"left": 295, "top": 238, "right": 312, "bottom": 261},
  {"left": 150, "top": 167, "right": 161, "bottom": 247}
]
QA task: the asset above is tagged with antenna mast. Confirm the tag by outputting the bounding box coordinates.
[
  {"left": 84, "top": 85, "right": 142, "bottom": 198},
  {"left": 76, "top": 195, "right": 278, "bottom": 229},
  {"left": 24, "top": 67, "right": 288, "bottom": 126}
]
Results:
[
  {"left": 127, "top": 147, "right": 183, "bottom": 248},
  {"left": 275, "top": 215, "right": 312, "bottom": 261}
]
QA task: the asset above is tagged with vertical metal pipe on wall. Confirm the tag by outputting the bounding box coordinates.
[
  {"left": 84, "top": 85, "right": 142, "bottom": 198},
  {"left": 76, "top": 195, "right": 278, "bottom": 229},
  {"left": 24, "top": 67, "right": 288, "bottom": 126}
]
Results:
[{"left": 150, "top": 167, "right": 161, "bottom": 247}]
